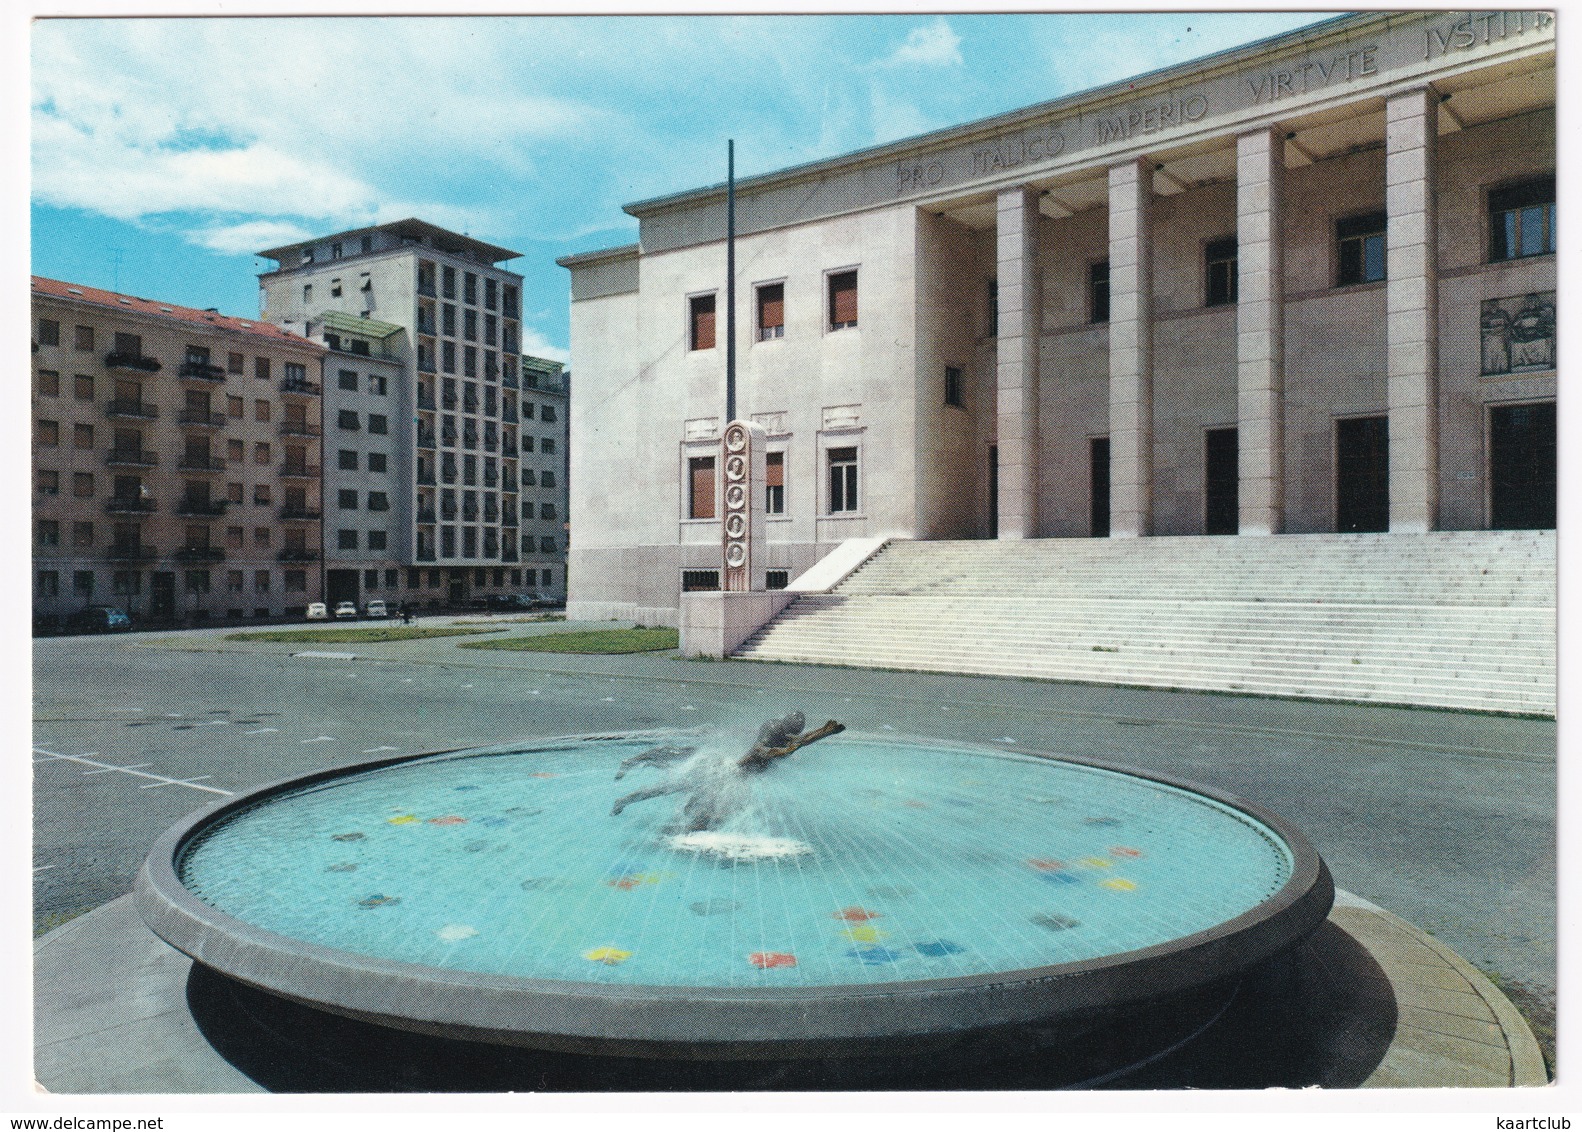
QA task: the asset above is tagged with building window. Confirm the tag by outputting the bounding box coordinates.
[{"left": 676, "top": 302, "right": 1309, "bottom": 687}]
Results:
[
  {"left": 338, "top": 529, "right": 358, "bottom": 550},
  {"left": 72, "top": 521, "right": 94, "bottom": 547},
  {"left": 253, "top": 484, "right": 272, "bottom": 506},
  {"left": 74, "top": 570, "right": 95, "bottom": 595},
  {"left": 541, "top": 470, "right": 556, "bottom": 488},
  {"left": 74, "top": 423, "right": 94, "bottom": 449},
  {"left": 38, "top": 318, "right": 59, "bottom": 347},
  {"left": 184, "top": 570, "right": 210, "bottom": 594},
  {"left": 338, "top": 369, "right": 358, "bottom": 391},
  {"left": 338, "top": 489, "right": 359, "bottom": 510},
  {"left": 757, "top": 283, "right": 785, "bottom": 340},
  {"left": 1205, "top": 237, "right": 1237, "bottom": 306},
  {"left": 37, "top": 370, "right": 59, "bottom": 397},
  {"left": 38, "top": 571, "right": 59, "bottom": 596},
  {"left": 73, "top": 472, "right": 94, "bottom": 497},
  {"left": 368, "top": 414, "right": 388, "bottom": 435},
  {"left": 682, "top": 569, "right": 720, "bottom": 592},
  {"left": 540, "top": 502, "right": 556, "bottom": 519},
  {"left": 368, "top": 492, "right": 389, "bottom": 512},
  {"left": 74, "top": 325, "right": 94, "bottom": 352},
  {"left": 227, "top": 395, "right": 244, "bottom": 418},
  {"left": 766, "top": 451, "right": 785, "bottom": 514},
  {"left": 464, "top": 273, "right": 478, "bottom": 305},
  {"left": 766, "top": 569, "right": 789, "bottom": 590},
  {"left": 542, "top": 438, "right": 556, "bottom": 454},
  {"left": 285, "top": 571, "right": 307, "bottom": 592},
  {"left": 227, "top": 570, "right": 245, "bottom": 594},
  {"left": 464, "top": 309, "right": 478, "bottom": 341},
  {"left": 541, "top": 404, "right": 557, "bottom": 423},
  {"left": 254, "top": 442, "right": 271, "bottom": 465},
  {"left": 74, "top": 374, "right": 94, "bottom": 400},
  {"left": 987, "top": 278, "right": 998, "bottom": 337},
  {"left": 338, "top": 449, "right": 358, "bottom": 471},
  {"left": 255, "top": 570, "right": 271, "bottom": 592},
  {"left": 37, "top": 419, "right": 59, "bottom": 446},
  {"left": 688, "top": 456, "right": 716, "bottom": 519},
  {"left": 37, "top": 470, "right": 59, "bottom": 495},
  {"left": 113, "top": 571, "right": 140, "bottom": 595},
  {"left": 338, "top": 410, "right": 360, "bottom": 431},
  {"left": 1489, "top": 175, "right": 1556, "bottom": 262},
  {"left": 302, "top": 284, "right": 313, "bottom": 304},
  {"left": 944, "top": 366, "right": 964, "bottom": 409},
  {"left": 828, "top": 447, "right": 859, "bottom": 513},
  {"left": 369, "top": 374, "right": 387, "bottom": 396},
  {"left": 1090, "top": 261, "right": 1111, "bottom": 323},
  {"left": 368, "top": 531, "right": 388, "bottom": 551},
  {"left": 689, "top": 294, "right": 717, "bottom": 351},
  {"left": 37, "top": 519, "right": 60, "bottom": 546},
  {"left": 227, "top": 352, "right": 244, "bottom": 374},
  {"left": 255, "top": 399, "right": 271, "bottom": 422},
  {"left": 1336, "top": 211, "right": 1387, "bottom": 286},
  {"left": 368, "top": 452, "right": 387, "bottom": 473},
  {"left": 828, "top": 270, "right": 858, "bottom": 330},
  {"left": 255, "top": 357, "right": 271, "bottom": 382}
]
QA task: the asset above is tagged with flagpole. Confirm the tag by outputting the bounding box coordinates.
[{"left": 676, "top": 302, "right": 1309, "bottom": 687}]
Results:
[{"left": 726, "top": 138, "right": 737, "bottom": 424}]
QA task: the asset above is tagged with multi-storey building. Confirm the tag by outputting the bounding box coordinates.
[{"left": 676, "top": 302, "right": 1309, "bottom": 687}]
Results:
[
  {"left": 514, "top": 355, "right": 569, "bottom": 603},
  {"left": 32, "top": 277, "right": 325, "bottom": 625},
  {"left": 258, "top": 219, "right": 536, "bottom": 607},
  {"left": 559, "top": 10, "right": 1555, "bottom": 625}
]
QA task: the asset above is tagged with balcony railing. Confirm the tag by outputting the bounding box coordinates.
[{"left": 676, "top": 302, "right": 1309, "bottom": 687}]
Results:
[
  {"left": 174, "top": 546, "right": 225, "bottom": 562},
  {"left": 104, "top": 542, "right": 156, "bottom": 561},
  {"left": 177, "top": 409, "right": 227, "bottom": 428},
  {"left": 104, "top": 496, "right": 157, "bottom": 514},
  {"left": 104, "top": 352, "right": 162, "bottom": 373},
  {"left": 106, "top": 399, "right": 159, "bottom": 420},
  {"left": 174, "top": 498, "right": 228, "bottom": 517},
  {"left": 106, "top": 448, "right": 159, "bottom": 467},
  {"left": 176, "top": 454, "right": 226, "bottom": 472},
  {"left": 178, "top": 360, "right": 226, "bottom": 381},
  {"left": 279, "top": 421, "right": 321, "bottom": 437},
  {"left": 280, "top": 463, "right": 321, "bottom": 479},
  {"left": 277, "top": 548, "right": 319, "bottom": 562},
  {"left": 281, "top": 378, "right": 321, "bottom": 396},
  {"left": 280, "top": 506, "right": 321, "bottom": 521}
]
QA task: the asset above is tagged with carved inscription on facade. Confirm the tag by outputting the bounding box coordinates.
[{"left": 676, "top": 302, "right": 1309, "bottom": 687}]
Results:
[
  {"left": 1245, "top": 46, "right": 1377, "bottom": 103},
  {"left": 1425, "top": 11, "right": 1553, "bottom": 59},
  {"left": 1093, "top": 93, "right": 1208, "bottom": 142}
]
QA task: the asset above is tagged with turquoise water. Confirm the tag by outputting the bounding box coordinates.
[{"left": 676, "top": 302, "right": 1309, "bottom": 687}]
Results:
[{"left": 178, "top": 735, "right": 1293, "bottom": 989}]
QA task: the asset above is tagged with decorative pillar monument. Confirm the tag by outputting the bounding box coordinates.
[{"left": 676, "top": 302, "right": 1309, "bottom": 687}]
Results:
[{"left": 721, "top": 419, "right": 767, "bottom": 591}]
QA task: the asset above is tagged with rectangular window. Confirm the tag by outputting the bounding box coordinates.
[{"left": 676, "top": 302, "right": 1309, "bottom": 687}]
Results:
[
  {"left": 38, "top": 571, "right": 59, "bottom": 596},
  {"left": 987, "top": 278, "right": 998, "bottom": 337},
  {"left": 369, "top": 374, "right": 387, "bottom": 396},
  {"left": 74, "top": 374, "right": 94, "bottom": 400},
  {"left": 689, "top": 294, "right": 717, "bottom": 351},
  {"left": 227, "top": 570, "right": 245, "bottom": 594},
  {"left": 541, "top": 470, "right": 556, "bottom": 488},
  {"left": 255, "top": 570, "right": 271, "bottom": 592},
  {"left": 828, "top": 270, "right": 858, "bottom": 330},
  {"left": 227, "top": 438, "right": 245, "bottom": 462},
  {"left": 1336, "top": 211, "right": 1387, "bottom": 286},
  {"left": 227, "top": 526, "right": 244, "bottom": 548},
  {"left": 227, "top": 395, "right": 244, "bottom": 418},
  {"left": 828, "top": 447, "right": 859, "bottom": 513},
  {"left": 1090, "top": 261, "right": 1111, "bottom": 323},
  {"left": 368, "top": 531, "right": 388, "bottom": 551},
  {"left": 338, "top": 369, "right": 358, "bottom": 391},
  {"left": 74, "top": 325, "right": 94, "bottom": 352},
  {"left": 72, "top": 521, "right": 94, "bottom": 547},
  {"left": 1489, "top": 175, "right": 1556, "bottom": 261},
  {"left": 255, "top": 357, "right": 271, "bottom": 381},
  {"left": 285, "top": 571, "right": 307, "bottom": 592},
  {"left": 113, "top": 570, "right": 140, "bottom": 595},
  {"left": 255, "top": 399, "right": 271, "bottom": 422},
  {"left": 39, "top": 318, "right": 60, "bottom": 347},
  {"left": 368, "top": 414, "right": 388, "bottom": 435},
  {"left": 368, "top": 492, "right": 389, "bottom": 512},
  {"left": 74, "top": 423, "right": 94, "bottom": 449},
  {"left": 254, "top": 442, "right": 271, "bottom": 465},
  {"left": 37, "top": 519, "right": 60, "bottom": 546},
  {"left": 283, "top": 362, "right": 306, "bottom": 384},
  {"left": 37, "top": 419, "right": 59, "bottom": 446},
  {"left": 944, "top": 366, "right": 964, "bottom": 408},
  {"left": 37, "top": 370, "right": 59, "bottom": 397},
  {"left": 442, "top": 341, "right": 456, "bottom": 373},
  {"left": 463, "top": 346, "right": 477, "bottom": 378},
  {"left": 227, "top": 482, "right": 243, "bottom": 503},
  {"left": 541, "top": 438, "right": 555, "bottom": 454},
  {"left": 184, "top": 570, "right": 210, "bottom": 594},
  {"left": 541, "top": 405, "right": 557, "bottom": 423},
  {"left": 338, "top": 449, "right": 359, "bottom": 471},
  {"left": 253, "top": 485, "right": 271, "bottom": 506},
  {"left": 74, "top": 570, "right": 95, "bottom": 594},
  {"left": 73, "top": 472, "right": 94, "bottom": 497},
  {"left": 227, "top": 352, "right": 244, "bottom": 374},
  {"left": 338, "top": 529, "right": 358, "bottom": 550},
  {"left": 464, "top": 273, "right": 478, "bottom": 305},
  {"left": 338, "top": 489, "right": 359, "bottom": 510},
  {"left": 682, "top": 569, "right": 720, "bottom": 592},
  {"left": 766, "top": 451, "right": 785, "bottom": 514},
  {"left": 1205, "top": 237, "right": 1237, "bottom": 306},
  {"left": 368, "top": 452, "right": 387, "bottom": 473},
  {"left": 688, "top": 456, "right": 716, "bottom": 519},
  {"left": 37, "top": 469, "right": 59, "bottom": 495},
  {"left": 338, "top": 410, "right": 360, "bottom": 431},
  {"left": 766, "top": 569, "right": 789, "bottom": 590},
  {"left": 757, "top": 283, "right": 785, "bottom": 340}
]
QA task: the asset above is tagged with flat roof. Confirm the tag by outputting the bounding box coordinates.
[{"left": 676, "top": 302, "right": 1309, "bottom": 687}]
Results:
[{"left": 259, "top": 218, "right": 521, "bottom": 266}]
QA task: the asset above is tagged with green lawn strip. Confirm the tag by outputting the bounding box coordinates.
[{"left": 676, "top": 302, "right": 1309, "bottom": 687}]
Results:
[
  {"left": 458, "top": 627, "right": 679, "bottom": 654},
  {"left": 225, "top": 626, "right": 508, "bottom": 644}
]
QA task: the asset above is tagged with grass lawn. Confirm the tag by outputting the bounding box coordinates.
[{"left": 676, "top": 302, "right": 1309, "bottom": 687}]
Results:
[
  {"left": 225, "top": 626, "right": 508, "bottom": 644},
  {"left": 458, "top": 627, "right": 680, "bottom": 654}
]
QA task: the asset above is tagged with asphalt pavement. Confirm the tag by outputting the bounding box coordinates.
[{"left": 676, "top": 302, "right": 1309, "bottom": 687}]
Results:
[{"left": 32, "top": 616, "right": 1556, "bottom": 1025}]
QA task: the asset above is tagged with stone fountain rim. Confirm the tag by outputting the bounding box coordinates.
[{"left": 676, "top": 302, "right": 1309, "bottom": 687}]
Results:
[{"left": 134, "top": 730, "right": 1335, "bottom": 1052}]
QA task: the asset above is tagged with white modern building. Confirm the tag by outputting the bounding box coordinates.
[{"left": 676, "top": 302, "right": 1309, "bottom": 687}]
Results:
[{"left": 560, "top": 11, "right": 1555, "bottom": 626}]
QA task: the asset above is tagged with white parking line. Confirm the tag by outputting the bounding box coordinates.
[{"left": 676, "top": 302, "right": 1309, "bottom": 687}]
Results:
[
  {"left": 363, "top": 746, "right": 400, "bottom": 753},
  {"left": 140, "top": 775, "right": 214, "bottom": 790},
  {"left": 32, "top": 748, "right": 233, "bottom": 796},
  {"left": 82, "top": 763, "right": 152, "bottom": 775},
  {"left": 302, "top": 736, "right": 336, "bottom": 743},
  {"left": 244, "top": 728, "right": 279, "bottom": 734}
]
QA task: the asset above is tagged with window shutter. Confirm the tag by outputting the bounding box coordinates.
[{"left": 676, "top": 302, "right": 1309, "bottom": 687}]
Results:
[
  {"left": 691, "top": 295, "right": 716, "bottom": 350},
  {"left": 829, "top": 272, "right": 858, "bottom": 326},
  {"left": 760, "top": 285, "right": 784, "bottom": 330},
  {"left": 766, "top": 451, "right": 784, "bottom": 488},
  {"left": 690, "top": 457, "right": 716, "bottom": 519}
]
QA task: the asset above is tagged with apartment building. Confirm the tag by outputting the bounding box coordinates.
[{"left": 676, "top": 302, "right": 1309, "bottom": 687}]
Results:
[
  {"left": 515, "top": 356, "right": 569, "bottom": 603},
  {"left": 560, "top": 10, "right": 1555, "bottom": 624},
  {"left": 258, "top": 219, "right": 541, "bottom": 608},
  {"left": 32, "top": 277, "right": 326, "bottom": 625}
]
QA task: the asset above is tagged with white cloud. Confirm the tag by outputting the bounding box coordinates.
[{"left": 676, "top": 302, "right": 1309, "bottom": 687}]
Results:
[
  {"left": 884, "top": 19, "right": 963, "bottom": 68},
  {"left": 519, "top": 326, "right": 570, "bottom": 366},
  {"left": 190, "top": 219, "right": 318, "bottom": 256}
]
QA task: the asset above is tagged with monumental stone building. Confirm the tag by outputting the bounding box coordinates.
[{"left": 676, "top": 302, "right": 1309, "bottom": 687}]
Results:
[
  {"left": 32, "top": 277, "right": 327, "bottom": 625},
  {"left": 259, "top": 219, "right": 569, "bottom": 608},
  {"left": 560, "top": 11, "right": 1556, "bottom": 626}
]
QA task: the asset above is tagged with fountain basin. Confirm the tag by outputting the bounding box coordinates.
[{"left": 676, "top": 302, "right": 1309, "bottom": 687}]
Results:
[{"left": 136, "top": 732, "right": 1333, "bottom": 1059}]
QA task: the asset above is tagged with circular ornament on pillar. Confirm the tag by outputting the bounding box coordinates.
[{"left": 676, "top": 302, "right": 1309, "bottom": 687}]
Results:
[
  {"left": 725, "top": 514, "right": 746, "bottom": 538},
  {"left": 725, "top": 484, "right": 746, "bottom": 509},
  {"left": 725, "top": 455, "right": 746, "bottom": 481},
  {"left": 724, "top": 426, "right": 748, "bottom": 453},
  {"left": 725, "top": 543, "right": 747, "bottom": 568}
]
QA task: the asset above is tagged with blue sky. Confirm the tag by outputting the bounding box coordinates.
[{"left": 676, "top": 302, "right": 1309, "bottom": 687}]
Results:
[{"left": 30, "top": 11, "right": 1332, "bottom": 364}]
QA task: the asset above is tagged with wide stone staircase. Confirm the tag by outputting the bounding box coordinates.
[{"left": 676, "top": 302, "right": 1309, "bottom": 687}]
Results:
[{"left": 734, "top": 531, "right": 1556, "bottom": 715}]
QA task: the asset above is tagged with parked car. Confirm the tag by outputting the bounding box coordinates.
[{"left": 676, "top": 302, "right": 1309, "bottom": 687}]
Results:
[
  {"left": 333, "top": 601, "right": 359, "bottom": 620},
  {"left": 306, "top": 602, "right": 329, "bottom": 620},
  {"left": 67, "top": 606, "right": 132, "bottom": 633},
  {"left": 364, "top": 599, "right": 389, "bottom": 619}
]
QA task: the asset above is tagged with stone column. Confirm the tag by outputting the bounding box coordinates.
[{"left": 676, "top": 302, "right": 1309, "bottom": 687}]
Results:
[
  {"left": 1108, "top": 160, "right": 1153, "bottom": 538},
  {"left": 1385, "top": 88, "right": 1439, "bottom": 533},
  {"left": 1236, "top": 129, "right": 1284, "bottom": 535},
  {"left": 995, "top": 186, "right": 1041, "bottom": 540}
]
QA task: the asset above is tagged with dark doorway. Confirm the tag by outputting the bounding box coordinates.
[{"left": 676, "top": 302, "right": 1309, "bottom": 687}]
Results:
[
  {"left": 1090, "top": 437, "right": 1111, "bottom": 537},
  {"left": 1335, "top": 416, "right": 1389, "bottom": 533},
  {"left": 1205, "top": 427, "right": 1239, "bottom": 535},
  {"left": 447, "top": 571, "right": 467, "bottom": 605},
  {"left": 150, "top": 572, "right": 175, "bottom": 622},
  {"left": 987, "top": 445, "right": 998, "bottom": 539},
  {"left": 1489, "top": 401, "right": 1556, "bottom": 529},
  {"left": 326, "top": 569, "right": 359, "bottom": 606}
]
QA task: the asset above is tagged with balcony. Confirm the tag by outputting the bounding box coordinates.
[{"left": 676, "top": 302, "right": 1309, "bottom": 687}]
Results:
[
  {"left": 104, "top": 496, "right": 157, "bottom": 515},
  {"left": 417, "top": 392, "right": 437, "bottom": 411},
  {"left": 104, "top": 352, "right": 162, "bottom": 373},
  {"left": 416, "top": 509, "right": 437, "bottom": 525},
  {"left": 179, "top": 360, "right": 226, "bottom": 382},
  {"left": 281, "top": 378, "right": 321, "bottom": 397},
  {"left": 417, "top": 429, "right": 437, "bottom": 449},
  {"left": 417, "top": 316, "right": 437, "bottom": 336},
  {"left": 177, "top": 409, "right": 227, "bottom": 428},
  {"left": 277, "top": 548, "right": 320, "bottom": 563},
  {"left": 415, "top": 548, "right": 436, "bottom": 562},
  {"left": 441, "top": 428, "right": 457, "bottom": 444},
  {"left": 418, "top": 356, "right": 436, "bottom": 375},
  {"left": 442, "top": 394, "right": 457, "bottom": 410},
  {"left": 501, "top": 440, "right": 518, "bottom": 458},
  {"left": 280, "top": 463, "right": 321, "bottom": 479},
  {"left": 463, "top": 397, "right": 479, "bottom": 413},
  {"left": 440, "top": 506, "right": 458, "bottom": 521},
  {"left": 106, "top": 448, "right": 159, "bottom": 468},
  {"left": 106, "top": 399, "right": 159, "bottom": 420},
  {"left": 279, "top": 421, "right": 321, "bottom": 437},
  {"left": 280, "top": 506, "right": 321, "bottom": 521},
  {"left": 174, "top": 546, "right": 225, "bottom": 562},
  {"left": 418, "top": 280, "right": 437, "bottom": 298},
  {"left": 502, "top": 408, "right": 519, "bottom": 424},
  {"left": 483, "top": 507, "right": 500, "bottom": 524},
  {"left": 104, "top": 542, "right": 156, "bottom": 561},
  {"left": 176, "top": 454, "right": 226, "bottom": 473},
  {"left": 174, "top": 497, "right": 228, "bottom": 517},
  {"left": 483, "top": 472, "right": 498, "bottom": 489},
  {"left": 416, "top": 471, "right": 436, "bottom": 486}
]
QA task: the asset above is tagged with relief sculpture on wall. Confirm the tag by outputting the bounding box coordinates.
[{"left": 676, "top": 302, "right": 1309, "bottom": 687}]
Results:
[{"left": 1481, "top": 291, "right": 1556, "bottom": 376}]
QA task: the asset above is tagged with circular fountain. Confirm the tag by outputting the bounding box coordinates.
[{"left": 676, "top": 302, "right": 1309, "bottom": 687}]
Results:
[{"left": 136, "top": 721, "right": 1332, "bottom": 1069}]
